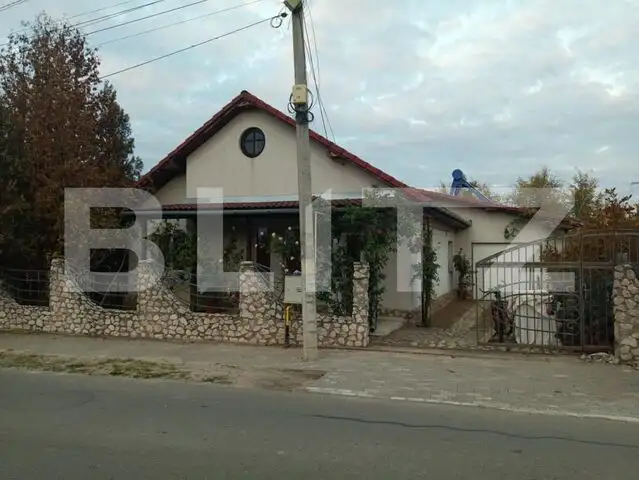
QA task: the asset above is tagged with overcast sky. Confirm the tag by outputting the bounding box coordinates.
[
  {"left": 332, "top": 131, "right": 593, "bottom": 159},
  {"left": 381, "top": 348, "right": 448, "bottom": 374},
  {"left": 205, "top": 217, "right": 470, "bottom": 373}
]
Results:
[{"left": 1, "top": 0, "right": 638, "bottom": 195}]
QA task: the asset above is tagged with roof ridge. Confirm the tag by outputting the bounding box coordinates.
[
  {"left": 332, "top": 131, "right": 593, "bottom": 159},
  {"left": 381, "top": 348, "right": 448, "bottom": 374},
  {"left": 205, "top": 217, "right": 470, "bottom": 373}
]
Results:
[{"left": 137, "top": 90, "right": 408, "bottom": 191}]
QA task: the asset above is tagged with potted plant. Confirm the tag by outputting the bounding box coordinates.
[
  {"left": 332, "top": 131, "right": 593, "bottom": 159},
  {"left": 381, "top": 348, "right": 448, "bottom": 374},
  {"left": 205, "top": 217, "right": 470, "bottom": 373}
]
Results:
[{"left": 453, "top": 249, "right": 472, "bottom": 299}]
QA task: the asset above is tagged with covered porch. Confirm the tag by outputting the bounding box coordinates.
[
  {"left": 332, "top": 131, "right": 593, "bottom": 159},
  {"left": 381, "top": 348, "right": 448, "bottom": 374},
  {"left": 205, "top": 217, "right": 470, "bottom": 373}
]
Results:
[
  {"left": 133, "top": 198, "right": 360, "bottom": 318},
  {"left": 132, "top": 194, "right": 470, "bottom": 331}
]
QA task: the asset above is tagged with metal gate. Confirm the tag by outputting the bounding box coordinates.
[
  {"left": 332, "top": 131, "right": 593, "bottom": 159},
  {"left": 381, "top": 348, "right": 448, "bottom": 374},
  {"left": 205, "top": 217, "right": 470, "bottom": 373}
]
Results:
[{"left": 475, "top": 230, "right": 639, "bottom": 351}]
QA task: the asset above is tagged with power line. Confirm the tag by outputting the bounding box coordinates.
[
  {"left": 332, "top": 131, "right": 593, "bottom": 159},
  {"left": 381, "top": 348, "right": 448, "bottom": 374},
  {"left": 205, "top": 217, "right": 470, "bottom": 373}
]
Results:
[
  {"left": 1, "top": 0, "right": 138, "bottom": 38},
  {"left": 3, "top": 0, "right": 266, "bottom": 47},
  {"left": 100, "top": 14, "right": 285, "bottom": 79},
  {"left": 302, "top": 7, "right": 324, "bottom": 136},
  {"left": 305, "top": 0, "right": 333, "bottom": 140},
  {"left": 306, "top": 0, "right": 320, "bottom": 87},
  {"left": 86, "top": 0, "right": 219, "bottom": 36},
  {"left": 0, "top": 0, "right": 29, "bottom": 13},
  {"left": 303, "top": 2, "right": 334, "bottom": 142},
  {"left": 73, "top": 0, "right": 171, "bottom": 29},
  {"left": 304, "top": 30, "right": 327, "bottom": 139},
  {"left": 66, "top": 0, "right": 141, "bottom": 20},
  {"left": 0, "top": 0, "right": 171, "bottom": 46},
  {"left": 96, "top": 0, "right": 266, "bottom": 47}
]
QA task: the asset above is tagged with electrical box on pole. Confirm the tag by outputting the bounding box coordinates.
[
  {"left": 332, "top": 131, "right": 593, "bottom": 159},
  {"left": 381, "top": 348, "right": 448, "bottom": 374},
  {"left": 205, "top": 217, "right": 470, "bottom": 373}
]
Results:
[
  {"left": 291, "top": 84, "right": 308, "bottom": 105},
  {"left": 284, "top": 275, "right": 303, "bottom": 304}
]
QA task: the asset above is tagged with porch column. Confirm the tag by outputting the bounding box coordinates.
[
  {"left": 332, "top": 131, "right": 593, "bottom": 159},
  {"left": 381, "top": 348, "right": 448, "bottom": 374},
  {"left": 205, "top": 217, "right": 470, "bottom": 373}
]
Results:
[
  {"left": 186, "top": 217, "right": 198, "bottom": 311},
  {"left": 127, "top": 214, "right": 148, "bottom": 299},
  {"left": 351, "top": 262, "right": 370, "bottom": 346}
]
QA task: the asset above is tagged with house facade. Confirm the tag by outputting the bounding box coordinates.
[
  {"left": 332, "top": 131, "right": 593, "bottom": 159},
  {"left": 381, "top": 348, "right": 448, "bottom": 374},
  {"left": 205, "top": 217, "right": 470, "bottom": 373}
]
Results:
[{"left": 136, "top": 90, "right": 574, "bottom": 319}]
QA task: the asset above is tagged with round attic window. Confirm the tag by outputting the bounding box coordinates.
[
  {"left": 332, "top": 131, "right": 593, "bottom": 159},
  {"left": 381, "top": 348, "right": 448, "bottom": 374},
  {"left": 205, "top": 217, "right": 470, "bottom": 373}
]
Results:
[{"left": 240, "top": 127, "right": 266, "bottom": 158}]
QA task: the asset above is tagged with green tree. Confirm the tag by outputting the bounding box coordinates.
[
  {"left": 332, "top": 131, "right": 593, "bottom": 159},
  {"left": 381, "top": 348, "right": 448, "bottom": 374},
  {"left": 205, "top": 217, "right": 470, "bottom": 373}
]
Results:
[
  {"left": 589, "top": 188, "right": 638, "bottom": 229},
  {"left": 507, "top": 166, "right": 567, "bottom": 209},
  {"left": 569, "top": 171, "right": 602, "bottom": 222},
  {"left": 0, "top": 14, "right": 142, "bottom": 268}
]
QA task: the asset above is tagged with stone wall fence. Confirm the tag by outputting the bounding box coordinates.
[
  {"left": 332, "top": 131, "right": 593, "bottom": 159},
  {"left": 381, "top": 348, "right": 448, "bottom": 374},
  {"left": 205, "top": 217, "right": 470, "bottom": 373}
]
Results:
[
  {"left": 0, "top": 259, "right": 370, "bottom": 348},
  {"left": 239, "top": 261, "right": 370, "bottom": 347},
  {"left": 613, "top": 264, "right": 639, "bottom": 366}
]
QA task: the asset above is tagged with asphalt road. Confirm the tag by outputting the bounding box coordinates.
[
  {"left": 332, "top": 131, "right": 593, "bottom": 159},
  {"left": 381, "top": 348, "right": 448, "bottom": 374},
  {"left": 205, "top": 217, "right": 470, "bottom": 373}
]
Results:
[{"left": 1, "top": 370, "right": 638, "bottom": 479}]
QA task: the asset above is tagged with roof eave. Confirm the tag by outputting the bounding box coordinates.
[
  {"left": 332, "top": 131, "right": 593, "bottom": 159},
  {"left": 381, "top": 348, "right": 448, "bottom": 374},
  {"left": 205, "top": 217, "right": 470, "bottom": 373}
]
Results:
[{"left": 136, "top": 90, "right": 410, "bottom": 193}]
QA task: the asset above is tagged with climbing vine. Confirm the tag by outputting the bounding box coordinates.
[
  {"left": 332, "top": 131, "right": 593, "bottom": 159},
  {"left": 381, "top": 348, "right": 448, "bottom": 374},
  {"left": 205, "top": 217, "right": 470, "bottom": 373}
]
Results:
[
  {"left": 149, "top": 220, "right": 245, "bottom": 274},
  {"left": 413, "top": 219, "right": 439, "bottom": 326},
  {"left": 504, "top": 215, "right": 532, "bottom": 240},
  {"left": 148, "top": 221, "right": 196, "bottom": 272},
  {"left": 452, "top": 248, "right": 472, "bottom": 298}
]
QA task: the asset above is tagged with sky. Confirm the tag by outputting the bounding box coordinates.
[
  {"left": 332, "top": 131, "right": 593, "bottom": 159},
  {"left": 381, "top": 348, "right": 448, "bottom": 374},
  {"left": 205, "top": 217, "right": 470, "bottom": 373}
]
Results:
[{"left": 1, "top": 0, "right": 638, "bottom": 196}]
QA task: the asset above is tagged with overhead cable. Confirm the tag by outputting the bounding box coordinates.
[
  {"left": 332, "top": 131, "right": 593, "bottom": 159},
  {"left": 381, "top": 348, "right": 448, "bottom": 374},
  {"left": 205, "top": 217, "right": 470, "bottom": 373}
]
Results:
[
  {"left": 0, "top": 0, "right": 30, "bottom": 14},
  {"left": 100, "top": 13, "right": 286, "bottom": 79},
  {"left": 95, "top": 0, "right": 266, "bottom": 47},
  {"left": 86, "top": 0, "right": 217, "bottom": 36}
]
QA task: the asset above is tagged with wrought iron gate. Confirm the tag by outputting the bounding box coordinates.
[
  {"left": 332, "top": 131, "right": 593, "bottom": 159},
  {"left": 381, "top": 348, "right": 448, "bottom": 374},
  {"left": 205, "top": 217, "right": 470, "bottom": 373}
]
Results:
[{"left": 474, "top": 230, "right": 639, "bottom": 351}]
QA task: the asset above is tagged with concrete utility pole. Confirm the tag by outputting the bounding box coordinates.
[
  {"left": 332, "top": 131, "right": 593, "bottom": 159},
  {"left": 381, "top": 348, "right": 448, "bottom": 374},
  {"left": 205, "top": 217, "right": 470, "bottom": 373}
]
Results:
[{"left": 285, "top": 0, "right": 318, "bottom": 361}]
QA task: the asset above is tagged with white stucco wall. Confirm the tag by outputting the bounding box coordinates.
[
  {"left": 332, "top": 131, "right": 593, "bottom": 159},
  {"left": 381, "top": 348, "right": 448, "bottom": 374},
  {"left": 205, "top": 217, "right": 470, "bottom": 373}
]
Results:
[
  {"left": 382, "top": 248, "right": 416, "bottom": 312},
  {"left": 380, "top": 220, "right": 456, "bottom": 312},
  {"left": 431, "top": 228, "right": 455, "bottom": 298},
  {"left": 154, "top": 175, "right": 187, "bottom": 205},
  {"left": 185, "top": 110, "right": 379, "bottom": 199},
  {"left": 449, "top": 207, "right": 567, "bottom": 298}
]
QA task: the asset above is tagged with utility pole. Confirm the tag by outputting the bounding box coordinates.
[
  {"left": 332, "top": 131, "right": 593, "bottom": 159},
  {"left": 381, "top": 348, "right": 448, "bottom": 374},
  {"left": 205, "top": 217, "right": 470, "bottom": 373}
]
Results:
[{"left": 284, "top": 0, "right": 318, "bottom": 360}]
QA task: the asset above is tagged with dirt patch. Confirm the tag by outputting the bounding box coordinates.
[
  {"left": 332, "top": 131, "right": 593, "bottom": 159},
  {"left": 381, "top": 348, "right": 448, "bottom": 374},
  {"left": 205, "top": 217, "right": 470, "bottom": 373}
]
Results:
[
  {"left": 249, "top": 369, "right": 326, "bottom": 391},
  {"left": 0, "top": 351, "right": 190, "bottom": 380},
  {"left": 0, "top": 350, "right": 326, "bottom": 391},
  {"left": 200, "top": 374, "right": 234, "bottom": 385}
]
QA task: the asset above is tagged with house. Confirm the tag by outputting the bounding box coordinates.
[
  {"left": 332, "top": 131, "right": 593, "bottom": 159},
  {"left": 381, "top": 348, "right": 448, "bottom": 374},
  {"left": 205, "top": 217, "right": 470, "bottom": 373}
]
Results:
[{"left": 135, "top": 90, "right": 575, "bottom": 321}]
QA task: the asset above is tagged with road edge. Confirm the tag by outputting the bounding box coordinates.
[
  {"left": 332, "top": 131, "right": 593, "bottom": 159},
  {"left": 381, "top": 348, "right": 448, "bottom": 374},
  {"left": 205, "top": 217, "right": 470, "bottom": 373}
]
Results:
[{"left": 304, "top": 386, "right": 639, "bottom": 424}]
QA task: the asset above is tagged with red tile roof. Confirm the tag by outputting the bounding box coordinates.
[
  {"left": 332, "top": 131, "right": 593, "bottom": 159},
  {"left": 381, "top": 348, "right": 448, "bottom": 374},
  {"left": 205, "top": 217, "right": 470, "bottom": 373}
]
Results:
[
  {"left": 138, "top": 190, "right": 576, "bottom": 228},
  {"left": 144, "top": 194, "right": 481, "bottom": 213},
  {"left": 135, "top": 89, "right": 578, "bottom": 228},
  {"left": 147, "top": 198, "right": 362, "bottom": 212},
  {"left": 137, "top": 90, "right": 409, "bottom": 192},
  {"left": 135, "top": 197, "right": 472, "bottom": 229}
]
